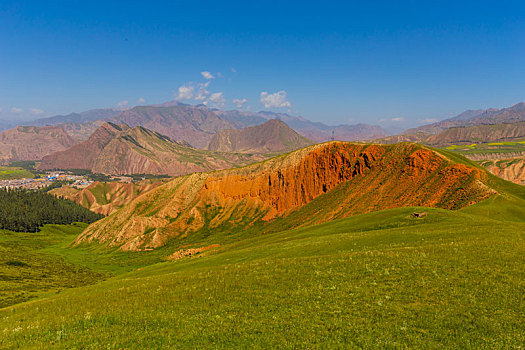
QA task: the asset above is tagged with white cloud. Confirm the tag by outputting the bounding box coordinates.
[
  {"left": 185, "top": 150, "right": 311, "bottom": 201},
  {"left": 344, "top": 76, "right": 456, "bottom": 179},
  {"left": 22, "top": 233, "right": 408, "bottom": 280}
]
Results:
[
  {"left": 209, "top": 92, "right": 226, "bottom": 107},
  {"left": 420, "top": 118, "right": 437, "bottom": 124},
  {"left": 201, "top": 71, "right": 215, "bottom": 80},
  {"left": 233, "top": 98, "right": 247, "bottom": 109},
  {"left": 29, "top": 108, "right": 44, "bottom": 116},
  {"left": 174, "top": 84, "right": 195, "bottom": 101},
  {"left": 11, "top": 107, "right": 23, "bottom": 114},
  {"left": 391, "top": 117, "right": 405, "bottom": 122},
  {"left": 137, "top": 97, "right": 146, "bottom": 104},
  {"left": 231, "top": 67, "right": 237, "bottom": 73},
  {"left": 116, "top": 100, "right": 129, "bottom": 108},
  {"left": 260, "top": 91, "right": 291, "bottom": 109}
]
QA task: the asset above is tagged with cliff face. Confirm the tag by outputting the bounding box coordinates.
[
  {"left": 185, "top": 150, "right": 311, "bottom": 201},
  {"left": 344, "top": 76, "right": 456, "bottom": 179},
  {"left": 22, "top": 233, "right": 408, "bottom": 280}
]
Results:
[
  {"left": 0, "top": 125, "right": 77, "bottom": 163},
  {"left": 76, "top": 142, "right": 495, "bottom": 251},
  {"left": 39, "top": 123, "right": 264, "bottom": 175},
  {"left": 207, "top": 119, "right": 313, "bottom": 153}
]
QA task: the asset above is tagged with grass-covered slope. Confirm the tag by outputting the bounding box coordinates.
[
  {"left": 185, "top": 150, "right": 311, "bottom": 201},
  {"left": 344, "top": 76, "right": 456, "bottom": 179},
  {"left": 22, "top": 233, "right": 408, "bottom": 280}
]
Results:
[
  {"left": 77, "top": 141, "right": 495, "bottom": 251},
  {"left": 0, "top": 204, "right": 524, "bottom": 348},
  {"left": 0, "top": 224, "right": 105, "bottom": 308}
]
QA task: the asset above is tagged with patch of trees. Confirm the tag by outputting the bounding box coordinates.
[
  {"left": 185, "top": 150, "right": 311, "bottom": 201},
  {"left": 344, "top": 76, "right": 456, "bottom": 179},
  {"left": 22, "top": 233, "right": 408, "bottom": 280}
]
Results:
[
  {"left": 40, "top": 180, "right": 74, "bottom": 192},
  {"left": 0, "top": 188, "right": 104, "bottom": 232}
]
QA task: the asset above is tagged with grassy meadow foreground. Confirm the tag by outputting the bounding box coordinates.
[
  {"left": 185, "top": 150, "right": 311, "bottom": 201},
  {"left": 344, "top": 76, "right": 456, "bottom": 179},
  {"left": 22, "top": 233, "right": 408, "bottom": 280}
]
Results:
[
  {"left": 0, "top": 143, "right": 524, "bottom": 348},
  {"left": 1, "top": 202, "right": 524, "bottom": 347}
]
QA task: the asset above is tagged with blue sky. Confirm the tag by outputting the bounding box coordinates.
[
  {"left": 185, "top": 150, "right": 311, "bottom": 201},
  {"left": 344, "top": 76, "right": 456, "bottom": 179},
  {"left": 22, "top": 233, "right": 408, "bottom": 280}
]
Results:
[{"left": 1, "top": 0, "right": 524, "bottom": 128}]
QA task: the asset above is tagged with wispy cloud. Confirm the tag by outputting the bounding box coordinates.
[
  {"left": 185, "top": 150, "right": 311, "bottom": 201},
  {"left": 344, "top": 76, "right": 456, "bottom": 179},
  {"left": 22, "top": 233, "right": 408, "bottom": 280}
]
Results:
[
  {"left": 137, "top": 97, "right": 146, "bottom": 104},
  {"left": 194, "top": 82, "right": 211, "bottom": 101},
  {"left": 260, "top": 91, "right": 291, "bottom": 108},
  {"left": 233, "top": 98, "right": 247, "bottom": 108},
  {"left": 11, "top": 107, "right": 23, "bottom": 114},
  {"left": 29, "top": 108, "right": 44, "bottom": 116},
  {"left": 116, "top": 100, "right": 129, "bottom": 108},
  {"left": 391, "top": 117, "right": 405, "bottom": 122},
  {"left": 201, "top": 71, "right": 215, "bottom": 80},
  {"left": 419, "top": 118, "right": 437, "bottom": 124}
]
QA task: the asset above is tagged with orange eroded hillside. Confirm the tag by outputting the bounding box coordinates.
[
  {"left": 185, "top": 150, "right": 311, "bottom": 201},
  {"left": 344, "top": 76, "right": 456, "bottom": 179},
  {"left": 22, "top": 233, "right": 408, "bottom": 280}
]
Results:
[
  {"left": 76, "top": 142, "right": 495, "bottom": 251},
  {"left": 51, "top": 180, "right": 164, "bottom": 215}
]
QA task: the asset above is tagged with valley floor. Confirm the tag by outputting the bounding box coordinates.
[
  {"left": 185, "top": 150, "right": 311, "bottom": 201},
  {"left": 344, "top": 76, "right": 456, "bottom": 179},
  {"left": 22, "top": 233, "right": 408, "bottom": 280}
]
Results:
[{"left": 0, "top": 203, "right": 524, "bottom": 348}]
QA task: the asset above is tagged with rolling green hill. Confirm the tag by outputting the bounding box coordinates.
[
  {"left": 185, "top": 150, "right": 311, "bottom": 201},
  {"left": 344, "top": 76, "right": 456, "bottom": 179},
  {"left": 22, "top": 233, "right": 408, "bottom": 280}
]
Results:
[{"left": 1, "top": 199, "right": 524, "bottom": 347}]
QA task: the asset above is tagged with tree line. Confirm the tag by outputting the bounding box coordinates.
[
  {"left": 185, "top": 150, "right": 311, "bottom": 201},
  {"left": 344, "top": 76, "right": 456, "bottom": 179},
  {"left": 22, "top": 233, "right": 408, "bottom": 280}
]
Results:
[{"left": 0, "top": 188, "right": 104, "bottom": 232}]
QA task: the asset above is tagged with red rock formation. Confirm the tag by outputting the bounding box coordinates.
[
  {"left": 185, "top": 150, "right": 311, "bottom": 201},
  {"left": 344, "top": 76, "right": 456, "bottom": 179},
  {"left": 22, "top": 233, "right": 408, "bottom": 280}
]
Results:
[{"left": 77, "top": 142, "right": 495, "bottom": 251}]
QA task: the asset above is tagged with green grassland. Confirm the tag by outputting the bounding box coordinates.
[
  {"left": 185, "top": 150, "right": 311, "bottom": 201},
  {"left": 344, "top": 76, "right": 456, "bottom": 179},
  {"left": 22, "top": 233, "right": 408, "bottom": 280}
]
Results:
[
  {"left": 1, "top": 188, "right": 524, "bottom": 347},
  {"left": 0, "top": 166, "right": 34, "bottom": 180}
]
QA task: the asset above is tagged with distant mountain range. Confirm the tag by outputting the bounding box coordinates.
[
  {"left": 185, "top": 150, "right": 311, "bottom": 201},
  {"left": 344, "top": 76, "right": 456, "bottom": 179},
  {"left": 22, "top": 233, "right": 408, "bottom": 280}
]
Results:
[
  {"left": 26, "top": 108, "right": 122, "bottom": 127},
  {"left": 208, "top": 119, "right": 313, "bottom": 153},
  {"left": 214, "top": 109, "right": 389, "bottom": 142},
  {"left": 17, "top": 102, "right": 390, "bottom": 148},
  {"left": 38, "top": 122, "right": 265, "bottom": 176},
  {"left": 2, "top": 100, "right": 525, "bottom": 174},
  {"left": 375, "top": 122, "right": 525, "bottom": 147},
  {"left": 110, "top": 105, "right": 233, "bottom": 149},
  {"left": 0, "top": 125, "right": 77, "bottom": 164},
  {"left": 406, "top": 102, "right": 525, "bottom": 134},
  {"left": 425, "top": 122, "right": 525, "bottom": 146}
]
